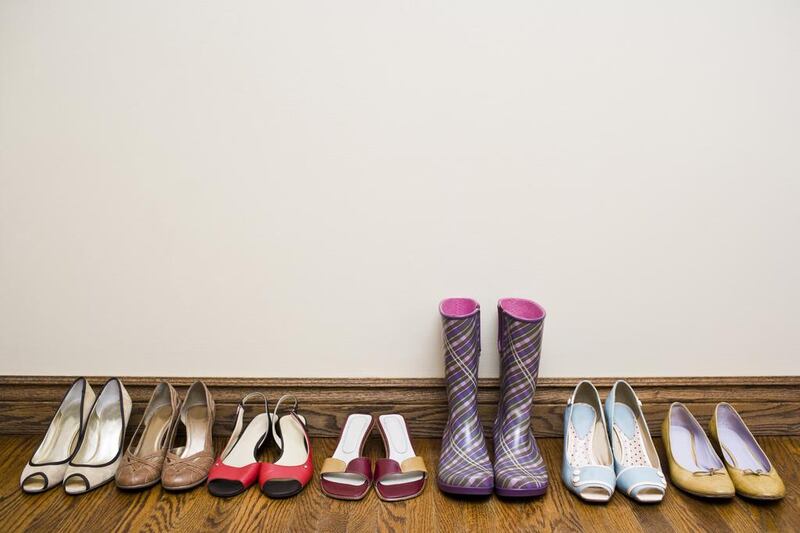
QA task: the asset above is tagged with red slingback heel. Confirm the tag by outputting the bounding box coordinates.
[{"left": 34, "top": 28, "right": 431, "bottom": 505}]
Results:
[
  {"left": 259, "top": 395, "right": 313, "bottom": 498},
  {"left": 207, "top": 392, "right": 269, "bottom": 498}
]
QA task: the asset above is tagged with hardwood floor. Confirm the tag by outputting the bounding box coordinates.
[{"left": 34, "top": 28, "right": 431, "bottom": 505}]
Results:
[{"left": 0, "top": 435, "right": 797, "bottom": 532}]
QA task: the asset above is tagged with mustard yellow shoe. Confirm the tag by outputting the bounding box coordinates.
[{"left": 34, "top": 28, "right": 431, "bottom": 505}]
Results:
[
  {"left": 709, "top": 403, "right": 785, "bottom": 500},
  {"left": 661, "top": 403, "right": 734, "bottom": 498}
]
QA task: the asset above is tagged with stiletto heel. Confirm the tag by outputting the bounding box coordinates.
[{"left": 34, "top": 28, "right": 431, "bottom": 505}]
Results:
[
  {"left": 259, "top": 395, "right": 313, "bottom": 498},
  {"left": 20, "top": 378, "right": 94, "bottom": 494},
  {"left": 207, "top": 392, "right": 270, "bottom": 498}
]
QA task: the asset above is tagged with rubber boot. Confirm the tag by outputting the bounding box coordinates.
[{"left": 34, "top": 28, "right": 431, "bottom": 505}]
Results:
[
  {"left": 436, "top": 298, "right": 494, "bottom": 495},
  {"left": 493, "top": 298, "right": 549, "bottom": 497}
]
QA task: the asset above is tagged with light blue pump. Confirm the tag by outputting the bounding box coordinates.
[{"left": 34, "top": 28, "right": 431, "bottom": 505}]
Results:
[
  {"left": 562, "top": 381, "right": 616, "bottom": 502},
  {"left": 604, "top": 380, "right": 666, "bottom": 503}
]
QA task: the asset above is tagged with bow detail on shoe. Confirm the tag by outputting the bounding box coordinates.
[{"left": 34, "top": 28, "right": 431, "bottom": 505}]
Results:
[
  {"left": 742, "top": 468, "right": 769, "bottom": 476},
  {"left": 693, "top": 468, "right": 726, "bottom": 477}
]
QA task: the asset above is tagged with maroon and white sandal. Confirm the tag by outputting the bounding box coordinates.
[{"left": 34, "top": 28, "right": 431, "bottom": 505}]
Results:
[
  {"left": 259, "top": 395, "right": 313, "bottom": 498},
  {"left": 320, "top": 414, "right": 375, "bottom": 500},
  {"left": 375, "top": 414, "right": 427, "bottom": 501}
]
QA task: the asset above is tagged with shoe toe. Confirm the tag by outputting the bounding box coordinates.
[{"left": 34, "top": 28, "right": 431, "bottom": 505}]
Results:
[
  {"left": 630, "top": 485, "right": 665, "bottom": 503},
  {"left": 21, "top": 473, "right": 49, "bottom": 493},
  {"left": 207, "top": 479, "right": 246, "bottom": 498},
  {"left": 496, "top": 471, "right": 548, "bottom": 491},
  {"left": 63, "top": 474, "right": 90, "bottom": 495},
  {"left": 578, "top": 485, "right": 613, "bottom": 503}
]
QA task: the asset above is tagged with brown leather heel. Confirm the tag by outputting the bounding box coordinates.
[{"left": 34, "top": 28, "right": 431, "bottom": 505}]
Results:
[
  {"left": 161, "top": 381, "right": 215, "bottom": 491},
  {"left": 116, "top": 382, "right": 180, "bottom": 490}
]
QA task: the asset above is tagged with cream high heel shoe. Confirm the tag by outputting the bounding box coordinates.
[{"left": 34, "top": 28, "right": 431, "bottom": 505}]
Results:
[
  {"left": 20, "top": 378, "right": 95, "bottom": 493},
  {"left": 63, "top": 378, "right": 132, "bottom": 494}
]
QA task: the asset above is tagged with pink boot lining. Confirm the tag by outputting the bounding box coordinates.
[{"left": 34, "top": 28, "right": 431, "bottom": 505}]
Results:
[
  {"left": 440, "top": 298, "right": 479, "bottom": 318},
  {"left": 498, "top": 298, "right": 545, "bottom": 321}
]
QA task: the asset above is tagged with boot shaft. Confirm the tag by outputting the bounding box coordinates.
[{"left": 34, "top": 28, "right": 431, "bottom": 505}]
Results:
[
  {"left": 495, "top": 298, "right": 546, "bottom": 436},
  {"left": 440, "top": 298, "right": 481, "bottom": 405},
  {"left": 497, "top": 298, "right": 545, "bottom": 397}
]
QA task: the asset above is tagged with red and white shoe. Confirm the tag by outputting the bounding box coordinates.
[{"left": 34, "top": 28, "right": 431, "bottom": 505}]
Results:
[
  {"left": 259, "top": 395, "right": 313, "bottom": 498},
  {"left": 207, "top": 392, "right": 270, "bottom": 498}
]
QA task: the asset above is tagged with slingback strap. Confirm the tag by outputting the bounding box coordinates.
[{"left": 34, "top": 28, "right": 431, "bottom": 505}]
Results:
[
  {"left": 272, "top": 394, "right": 304, "bottom": 451},
  {"left": 219, "top": 392, "right": 269, "bottom": 460},
  {"left": 273, "top": 394, "right": 298, "bottom": 418}
]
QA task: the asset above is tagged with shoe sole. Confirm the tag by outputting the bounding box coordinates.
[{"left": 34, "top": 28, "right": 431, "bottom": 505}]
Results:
[
  {"left": 437, "top": 480, "right": 494, "bottom": 496},
  {"left": 677, "top": 486, "right": 734, "bottom": 499},
  {"left": 737, "top": 492, "right": 784, "bottom": 501},
  {"left": 320, "top": 486, "right": 370, "bottom": 501},
  {"left": 162, "top": 476, "right": 208, "bottom": 492},
  {"left": 495, "top": 485, "right": 548, "bottom": 498},
  {"left": 116, "top": 478, "right": 162, "bottom": 491}
]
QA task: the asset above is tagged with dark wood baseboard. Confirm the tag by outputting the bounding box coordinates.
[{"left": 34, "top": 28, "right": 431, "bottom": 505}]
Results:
[{"left": 1, "top": 375, "right": 798, "bottom": 438}]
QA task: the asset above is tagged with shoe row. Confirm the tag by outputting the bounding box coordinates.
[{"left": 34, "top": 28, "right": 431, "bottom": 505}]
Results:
[
  {"left": 209, "top": 393, "right": 312, "bottom": 498},
  {"left": 321, "top": 413, "right": 427, "bottom": 501},
  {"left": 20, "top": 378, "right": 215, "bottom": 494},
  {"left": 437, "top": 297, "right": 548, "bottom": 497},
  {"left": 562, "top": 381, "right": 786, "bottom": 503},
  {"left": 20, "top": 379, "right": 313, "bottom": 499}
]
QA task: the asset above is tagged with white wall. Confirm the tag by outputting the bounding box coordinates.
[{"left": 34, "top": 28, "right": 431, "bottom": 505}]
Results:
[{"left": 1, "top": 0, "right": 798, "bottom": 378}]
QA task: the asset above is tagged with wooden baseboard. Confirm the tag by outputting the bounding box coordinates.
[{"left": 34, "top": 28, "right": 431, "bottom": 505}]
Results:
[{"left": 1, "top": 375, "right": 798, "bottom": 438}]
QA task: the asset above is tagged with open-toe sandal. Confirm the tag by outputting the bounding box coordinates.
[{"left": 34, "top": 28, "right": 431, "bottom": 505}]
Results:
[
  {"left": 375, "top": 414, "right": 427, "bottom": 501},
  {"left": 320, "top": 413, "right": 374, "bottom": 500}
]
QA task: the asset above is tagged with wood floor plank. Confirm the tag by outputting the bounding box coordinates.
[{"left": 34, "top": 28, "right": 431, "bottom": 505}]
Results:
[{"left": 1, "top": 436, "right": 798, "bottom": 532}]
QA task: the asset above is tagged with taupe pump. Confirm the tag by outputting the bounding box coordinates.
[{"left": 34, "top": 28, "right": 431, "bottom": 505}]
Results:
[
  {"left": 161, "top": 381, "right": 216, "bottom": 491},
  {"left": 116, "top": 382, "right": 180, "bottom": 489}
]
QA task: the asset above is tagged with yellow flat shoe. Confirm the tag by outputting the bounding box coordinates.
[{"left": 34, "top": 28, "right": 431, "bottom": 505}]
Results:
[
  {"left": 661, "top": 403, "right": 734, "bottom": 498},
  {"left": 709, "top": 403, "right": 785, "bottom": 500}
]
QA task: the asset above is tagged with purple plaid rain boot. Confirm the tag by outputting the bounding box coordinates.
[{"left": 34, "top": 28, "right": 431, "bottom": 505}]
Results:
[
  {"left": 493, "top": 298, "right": 549, "bottom": 497},
  {"left": 436, "top": 298, "right": 494, "bottom": 496}
]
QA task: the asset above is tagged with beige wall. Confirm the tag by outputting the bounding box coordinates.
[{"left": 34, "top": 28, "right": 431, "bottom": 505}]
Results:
[{"left": 1, "top": 0, "right": 798, "bottom": 378}]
